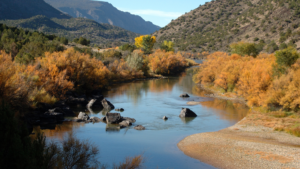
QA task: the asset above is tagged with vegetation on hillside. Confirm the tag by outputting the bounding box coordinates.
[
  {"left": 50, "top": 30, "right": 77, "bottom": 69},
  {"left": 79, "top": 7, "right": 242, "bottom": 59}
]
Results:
[
  {"left": 154, "top": 0, "right": 300, "bottom": 53},
  {"left": 0, "top": 23, "right": 65, "bottom": 62}
]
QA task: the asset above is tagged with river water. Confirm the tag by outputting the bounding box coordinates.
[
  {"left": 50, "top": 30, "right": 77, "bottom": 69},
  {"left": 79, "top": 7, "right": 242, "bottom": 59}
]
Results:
[{"left": 34, "top": 61, "right": 249, "bottom": 169}]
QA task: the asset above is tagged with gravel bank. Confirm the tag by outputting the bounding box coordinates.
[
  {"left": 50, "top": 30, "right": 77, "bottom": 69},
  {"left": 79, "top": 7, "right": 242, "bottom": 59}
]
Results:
[{"left": 178, "top": 117, "right": 300, "bottom": 169}]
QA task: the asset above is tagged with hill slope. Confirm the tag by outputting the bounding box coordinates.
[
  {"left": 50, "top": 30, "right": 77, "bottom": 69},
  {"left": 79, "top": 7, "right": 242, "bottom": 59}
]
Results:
[
  {"left": 0, "top": 0, "right": 71, "bottom": 20},
  {"left": 44, "top": 0, "right": 160, "bottom": 34},
  {"left": 0, "top": 15, "right": 138, "bottom": 46},
  {"left": 153, "top": 0, "right": 300, "bottom": 53}
]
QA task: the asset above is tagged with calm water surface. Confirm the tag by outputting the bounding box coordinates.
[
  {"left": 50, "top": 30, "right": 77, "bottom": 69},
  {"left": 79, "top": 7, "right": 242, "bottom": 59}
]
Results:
[{"left": 35, "top": 61, "right": 249, "bottom": 169}]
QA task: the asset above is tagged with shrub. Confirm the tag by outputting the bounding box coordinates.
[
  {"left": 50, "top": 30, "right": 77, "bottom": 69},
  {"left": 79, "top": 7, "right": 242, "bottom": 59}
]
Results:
[
  {"left": 275, "top": 47, "right": 300, "bottom": 67},
  {"left": 229, "top": 41, "right": 259, "bottom": 57},
  {"left": 148, "top": 49, "right": 187, "bottom": 75},
  {"left": 160, "top": 40, "right": 174, "bottom": 52}
]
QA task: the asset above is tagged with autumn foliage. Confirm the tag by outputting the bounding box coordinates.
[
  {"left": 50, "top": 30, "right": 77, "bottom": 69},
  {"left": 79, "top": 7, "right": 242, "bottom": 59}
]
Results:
[
  {"left": 148, "top": 49, "right": 187, "bottom": 75},
  {"left": 193, "top": 50, "right": 300, "bottom": 111}
]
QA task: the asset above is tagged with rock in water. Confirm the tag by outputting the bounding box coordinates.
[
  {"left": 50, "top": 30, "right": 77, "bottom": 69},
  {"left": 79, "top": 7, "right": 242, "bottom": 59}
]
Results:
[
  {"left": 122, "top": 117, "right": 136, "bottom": 123},
  {"left": 106, "top": 112, "right": 122, "bottom": 124},
  {"left": 78, "top": 112, "right": 90, "bottom": 121},
  {"left": 119, "top": 120, "right": 132, "bottom": 128},
  {"left": 90, "top": 117, "right": 101, "bottom": 123},
  {"left": 134, "top": 125, "right": 145, "bottom": 130},
  {"left": 180, "top": 93, "right": 190, "bottom": 97},
  {"left": 86, "top": 96, "right": 104, "bottom": 109},
  {"left": 115, "top": 108, "right": 125, "bottom": 112},
  {"left": 163, "top": 116, "right": 168, "bottom": 120},
  {"left": 179, "top": 108, "right": 197, "bottom": 118},
  {"left": 101, "top": 99, "right": 115, "bottom": 110}
]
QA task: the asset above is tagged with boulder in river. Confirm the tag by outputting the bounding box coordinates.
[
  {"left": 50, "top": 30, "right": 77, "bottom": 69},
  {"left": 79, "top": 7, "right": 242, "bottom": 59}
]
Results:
[
  {"left": 122, "top": 117, "right": 136, "bottom": 123},
  {"left": 102, "top": 99, "right": 115, "bottom": 110},
  {"left": 86, "top": 96, "right": 104, "bottom": 109},
  {"left": 119, "top": 120, "right": 132, "bottom": 128},
  {"left": 179, "top": 108, "right": 197, "bottom": 118},
  {"left": 78, "top": 112, "right": 90, "bottom": 121},
  {"left": 106, "top": 112, "right": 122, "bottom": 124},
  {"left": 134, "top": 125, "right": 145, "bottom": 130},
  {"left": 180, "top": 93, "right": 190, "bottom": 98},
  {"left": 163, "top": 116, "right": 168, "bottom": 120}
]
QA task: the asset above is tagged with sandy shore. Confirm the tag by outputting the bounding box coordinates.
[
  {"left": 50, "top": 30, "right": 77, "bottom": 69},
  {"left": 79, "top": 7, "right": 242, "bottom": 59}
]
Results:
[{"left": 178, "top": 116, "right": 300, "bottom": 169}]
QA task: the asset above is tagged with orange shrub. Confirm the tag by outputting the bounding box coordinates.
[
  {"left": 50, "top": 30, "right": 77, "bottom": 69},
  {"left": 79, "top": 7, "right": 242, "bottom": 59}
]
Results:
[
  {"left": 108, "top": 59, "right": 144, "bottom": 82},
  {"left": 148, "top": 49, "right": 187, "bottom": 75},
  {"left": 193, "top": 52, "right": 276, "bottom": 107}
]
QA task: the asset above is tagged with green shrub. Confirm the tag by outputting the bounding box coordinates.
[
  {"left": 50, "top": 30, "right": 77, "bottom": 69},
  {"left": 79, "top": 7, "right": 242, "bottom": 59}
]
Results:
[
  {"left": 275, "top": 47, "right": 300, "bottom": 67},
  {"left": 230, "top": 41, "right": 259, "bottom": 57}
]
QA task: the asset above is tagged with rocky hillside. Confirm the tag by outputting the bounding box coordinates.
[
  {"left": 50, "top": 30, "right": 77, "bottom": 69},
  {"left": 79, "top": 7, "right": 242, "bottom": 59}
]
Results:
[
  {"left": 45, "top": 0, "right": 160, "bottom": 34},
  {"left": 153, "top": 0, "right": 300, "bottom": 53},
  {"left": 0, "top": 15, "right": 138, "bottom": 46},
  {"left": 0, "top": 0, "right": 71, "bottom": 20}
]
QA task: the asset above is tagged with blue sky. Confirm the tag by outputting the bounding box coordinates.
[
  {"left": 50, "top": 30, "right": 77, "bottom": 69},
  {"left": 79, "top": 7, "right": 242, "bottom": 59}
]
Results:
[{"left": 96, "top": 0, "right": 210, "bottom": 27}]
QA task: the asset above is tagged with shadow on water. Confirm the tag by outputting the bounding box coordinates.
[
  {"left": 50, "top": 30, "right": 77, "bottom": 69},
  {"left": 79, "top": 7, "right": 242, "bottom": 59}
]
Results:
[{"left": 36, "top": 61, "right": 249, "bottom": 169}]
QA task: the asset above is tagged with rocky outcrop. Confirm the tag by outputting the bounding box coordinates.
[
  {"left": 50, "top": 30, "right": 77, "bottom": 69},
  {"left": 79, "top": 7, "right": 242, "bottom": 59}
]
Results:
[{"left": 179, "top": 108, "right": 197, "bottom": 118}]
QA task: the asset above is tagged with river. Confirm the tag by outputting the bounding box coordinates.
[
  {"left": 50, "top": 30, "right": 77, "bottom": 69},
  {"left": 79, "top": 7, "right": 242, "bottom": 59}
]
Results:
[{"left": 33, "top": 61, "right": 249, "bottom": 169}]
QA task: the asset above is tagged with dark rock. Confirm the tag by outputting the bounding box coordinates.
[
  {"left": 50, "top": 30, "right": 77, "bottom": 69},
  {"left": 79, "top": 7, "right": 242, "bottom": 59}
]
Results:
[
  {"left": 122, "top": 117, "right": 136, "bottom": 123},
  {"left": 163, "top": 116, "right": 168, "bottom": 120},
  {"left": 90, "top": 117, "right": 101, "bottom": 123},
  {"left": 179, "top": 108, "right": 197, "bottom": 118},
  {"left": 106, "top": 112, "right": 122, "bottom": 124},
  {"left": 180, "top": 93, "right": 190, "bottom": 97},
  {"left": 115, "top": 108, "right": 124, "bottom": 112},
  {"left": 78, "top": 112, "right": 90, "bottom": 121},
  {"left": 134, "top": 125, "right": 145, "bottom": 130},
  {"left": 101, "top": 116, "right": 107, "bottom": 122},
  {"left": 86, "top": 96, "right": 104, "bottom": 109},
  {"left": 101, "top": 99, "right": 115, "bottom": 110}
]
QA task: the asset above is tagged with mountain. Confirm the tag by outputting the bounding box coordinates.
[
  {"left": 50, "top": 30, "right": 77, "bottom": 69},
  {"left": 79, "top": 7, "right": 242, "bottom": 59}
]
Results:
[
  {"left": 153, "top": 0, "right": 300, "bottom": 53},
  {"left": 0, "top": 0, "right": 71, "bottom": 20},
  {"left": 44, "top": 0, "right": 160, "bottom": 34},
  {"left": 0, "top": 15, "right": 138, "bottom": 46}
]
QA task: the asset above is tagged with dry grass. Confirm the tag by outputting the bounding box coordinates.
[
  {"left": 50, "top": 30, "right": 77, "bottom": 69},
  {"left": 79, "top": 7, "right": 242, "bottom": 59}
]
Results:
[{"left": 113, "top": 155, "right": 144, "bottom": 169}]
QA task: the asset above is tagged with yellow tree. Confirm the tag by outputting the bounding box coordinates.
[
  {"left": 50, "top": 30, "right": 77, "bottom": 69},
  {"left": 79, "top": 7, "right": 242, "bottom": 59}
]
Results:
[{"left": 135, "top": 35, "right": 156, "bottom": 54}]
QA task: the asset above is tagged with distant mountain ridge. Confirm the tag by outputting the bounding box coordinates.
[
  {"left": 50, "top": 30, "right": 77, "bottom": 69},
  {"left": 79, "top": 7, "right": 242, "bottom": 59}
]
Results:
[
  {"left": 44, "top": 0, "right": 160, "bottom": 34},
  {"left": 0, "top": 15, "right": 138, "bottom": 45},
  {"left": 0, "top": 0, "right": 71, "bottom": 20}
]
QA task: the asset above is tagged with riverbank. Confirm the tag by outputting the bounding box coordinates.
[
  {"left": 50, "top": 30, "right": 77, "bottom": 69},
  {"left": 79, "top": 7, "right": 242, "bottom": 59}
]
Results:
[{"left": 179, "top": 85, "right": 300, "bottom": 169}]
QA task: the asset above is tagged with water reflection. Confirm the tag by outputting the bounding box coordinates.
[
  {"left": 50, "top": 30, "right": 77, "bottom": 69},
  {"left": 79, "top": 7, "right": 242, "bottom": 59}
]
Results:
[{"left": 180, "top": 117, "right": 196, "bottom": 124}]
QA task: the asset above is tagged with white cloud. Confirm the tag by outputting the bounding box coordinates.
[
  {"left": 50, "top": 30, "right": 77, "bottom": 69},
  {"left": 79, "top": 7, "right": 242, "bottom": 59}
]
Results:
[{"left": 118, "top": 8, "right": 182, "bottom": 18}]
